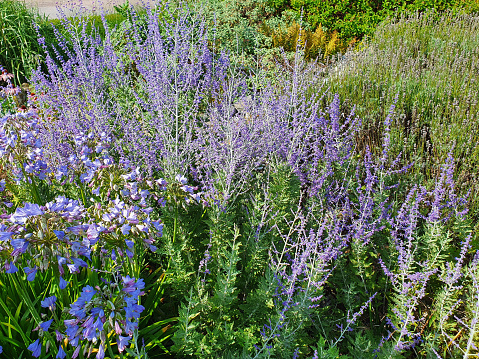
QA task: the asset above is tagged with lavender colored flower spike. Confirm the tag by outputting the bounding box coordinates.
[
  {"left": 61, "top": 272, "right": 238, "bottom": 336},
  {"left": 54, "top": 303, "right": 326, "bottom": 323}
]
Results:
[
  {"left": 41, "top": 296, "right": 57, "bottom": 311},
  {"left": 27, "top": 339, "right": 42, "bottom": 357}
]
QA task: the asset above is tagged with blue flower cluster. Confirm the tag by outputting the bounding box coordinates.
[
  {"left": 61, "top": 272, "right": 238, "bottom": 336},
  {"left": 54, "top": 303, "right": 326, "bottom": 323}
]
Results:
[
  {"left": 25, "top": 276, "right": 145, "bottom": 358},
  {"left": 61, "top": 276, "right": 145, "bottom": 358}
]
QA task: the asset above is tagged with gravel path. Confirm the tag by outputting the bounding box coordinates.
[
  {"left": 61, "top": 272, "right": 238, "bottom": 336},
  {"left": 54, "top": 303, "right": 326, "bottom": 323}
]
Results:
[{"left": 20, "top": 0, "right": 149, "bottom": 19}]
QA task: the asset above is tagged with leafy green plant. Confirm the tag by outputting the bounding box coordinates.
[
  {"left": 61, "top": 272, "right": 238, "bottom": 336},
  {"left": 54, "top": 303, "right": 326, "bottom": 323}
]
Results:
[{"left": 0, "top": 0, "right": 47, "bottom": 84}]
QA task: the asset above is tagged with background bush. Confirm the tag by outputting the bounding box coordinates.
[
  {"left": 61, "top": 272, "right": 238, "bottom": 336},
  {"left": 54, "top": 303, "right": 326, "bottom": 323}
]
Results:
[
  {"left": 0, "top": 0, "right": 48, "bottom": 85},
  {"left": 270, "top": 0, "right": 479, "bottom": 44},
  {"left": 0, "top": 0, "right": 126, "bottom": 85},
  {"left": 318, "top": 8, "right": 479, "bottom": 223}
]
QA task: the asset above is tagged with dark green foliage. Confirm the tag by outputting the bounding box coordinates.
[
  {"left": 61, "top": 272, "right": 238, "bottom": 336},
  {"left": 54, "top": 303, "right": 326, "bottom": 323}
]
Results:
[
  {"left": 287, "top": 0, "right": 479, "bottom": 44},
  {"left": 168, "top": 166, "right": 311, "bottom": 357},
  {"left": 0, "top": 0, "right": 48, "bottom": 85}
]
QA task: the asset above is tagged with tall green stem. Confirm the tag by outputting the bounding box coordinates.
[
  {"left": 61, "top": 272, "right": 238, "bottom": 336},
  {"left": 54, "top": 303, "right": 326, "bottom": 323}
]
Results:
[
  {"left": 106, "top": 336, "right": 116, "bottom": 359},
  {"left": 20, "top": 165, "right": 42, "bottom": 205}
]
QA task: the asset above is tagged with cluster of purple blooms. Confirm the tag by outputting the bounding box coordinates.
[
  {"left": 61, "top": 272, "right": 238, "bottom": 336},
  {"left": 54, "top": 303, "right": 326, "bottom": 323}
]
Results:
[
  {"left": 26, "top": 276, "right": 145, "bottom": 358},
  {"left": 0, "top": 90, "right": 201, "bottom": 357},
  {"left": 0, "top": 111, "right": 49, "bottom": 185},
  {"left": 0, "top": 187, "right": 167, "bottom": 277},
  {"left": 61, "top": 276, "right": 145, "bottom": 358}
]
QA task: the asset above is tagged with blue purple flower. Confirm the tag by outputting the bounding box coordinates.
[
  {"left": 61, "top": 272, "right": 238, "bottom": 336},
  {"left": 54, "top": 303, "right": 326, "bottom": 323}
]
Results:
[
  {"left": 27, "top": 339, "right": 41, "bottom": 357},
  {"left": 41, "top": 296, "right": 57, "bottom": 311}
]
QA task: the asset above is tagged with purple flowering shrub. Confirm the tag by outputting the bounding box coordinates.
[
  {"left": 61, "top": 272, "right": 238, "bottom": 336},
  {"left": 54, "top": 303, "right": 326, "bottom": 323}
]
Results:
[{"left": 0, "top": 1, "right": 478, "bottom": 358}]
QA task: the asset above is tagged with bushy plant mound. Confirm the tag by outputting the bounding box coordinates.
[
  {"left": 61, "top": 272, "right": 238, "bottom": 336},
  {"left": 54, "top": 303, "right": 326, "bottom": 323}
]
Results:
[
  {"left": 0, "top": 2, "right": 478, "bottom": 358},
  {"left": 269, "top": 0, "right": 479, "bottom": 44},
  {"left": 321, "top": 8, "right": 479, "bottom": 220}
]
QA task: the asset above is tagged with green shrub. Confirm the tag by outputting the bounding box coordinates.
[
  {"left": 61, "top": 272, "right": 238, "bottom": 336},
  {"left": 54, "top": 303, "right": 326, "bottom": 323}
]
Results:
[{"left": 269, "top": 0, "right": 479, "bottom": 46}]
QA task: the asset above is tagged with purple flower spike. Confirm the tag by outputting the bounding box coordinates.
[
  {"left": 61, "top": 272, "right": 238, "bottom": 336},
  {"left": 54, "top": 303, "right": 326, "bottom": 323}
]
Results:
[
  {"left": 41, "top": 296, "right": 57, "bottom": 311},
  {"left": 27, "top": 339, "right": 42, "bottom": 358}
]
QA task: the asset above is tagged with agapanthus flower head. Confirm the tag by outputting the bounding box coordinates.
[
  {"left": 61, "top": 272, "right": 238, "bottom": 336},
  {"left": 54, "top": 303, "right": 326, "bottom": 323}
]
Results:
[{"left": 63, "top": 276, "right": 145, "bottom": 353}]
